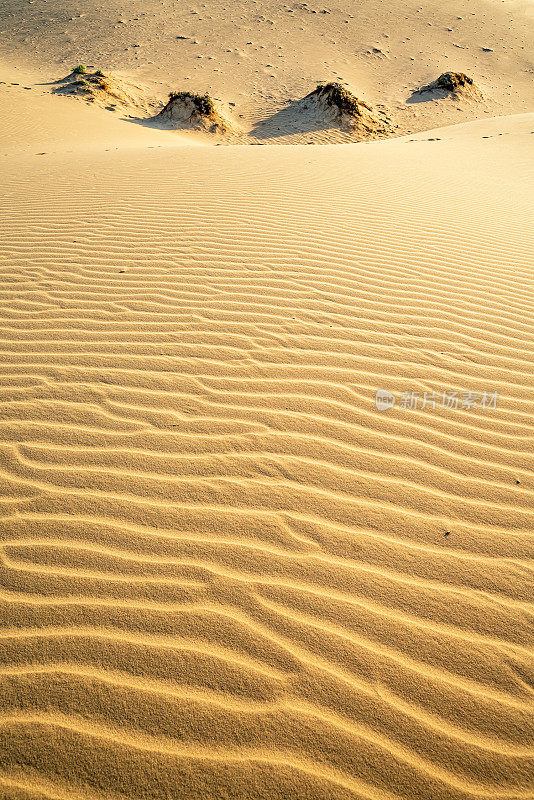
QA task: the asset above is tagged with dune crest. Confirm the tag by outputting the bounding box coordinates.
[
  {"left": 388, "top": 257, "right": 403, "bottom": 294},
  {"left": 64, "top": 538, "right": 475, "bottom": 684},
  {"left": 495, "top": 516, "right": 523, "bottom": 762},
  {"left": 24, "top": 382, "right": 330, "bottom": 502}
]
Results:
[
  {"left": 298, "top": 82, "right": 393, "bottom": 137},
  {"left": 52, "top": 68, "right": 158, "bottom": 115},
  {"left": 156, "top": 91, "right": 236, "bottom": 134},
  {"left": 416, "top": 72, "right": 482, "bottom": 101}
]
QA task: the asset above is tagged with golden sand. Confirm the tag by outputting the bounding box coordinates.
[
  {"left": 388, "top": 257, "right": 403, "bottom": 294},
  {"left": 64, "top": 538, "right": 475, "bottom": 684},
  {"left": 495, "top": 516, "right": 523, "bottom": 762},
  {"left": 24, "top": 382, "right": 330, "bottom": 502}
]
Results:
[{"left": 0, "top": 1, "right": 533, "bottom": 797}]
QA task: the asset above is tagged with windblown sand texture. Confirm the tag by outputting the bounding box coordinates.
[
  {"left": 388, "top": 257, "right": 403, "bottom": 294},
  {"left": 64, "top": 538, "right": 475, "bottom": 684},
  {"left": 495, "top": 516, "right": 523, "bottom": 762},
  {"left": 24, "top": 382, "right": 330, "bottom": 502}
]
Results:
[{"left": 0, "top": 0, "right": 533, "bottom": 798}]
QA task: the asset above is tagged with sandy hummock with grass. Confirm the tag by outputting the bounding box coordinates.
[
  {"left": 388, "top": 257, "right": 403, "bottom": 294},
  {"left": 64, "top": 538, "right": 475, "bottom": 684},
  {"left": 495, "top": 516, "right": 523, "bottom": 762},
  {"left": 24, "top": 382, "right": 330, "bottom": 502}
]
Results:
[{"left": 0, "top": 0, "right": 533, "bottom": 798}]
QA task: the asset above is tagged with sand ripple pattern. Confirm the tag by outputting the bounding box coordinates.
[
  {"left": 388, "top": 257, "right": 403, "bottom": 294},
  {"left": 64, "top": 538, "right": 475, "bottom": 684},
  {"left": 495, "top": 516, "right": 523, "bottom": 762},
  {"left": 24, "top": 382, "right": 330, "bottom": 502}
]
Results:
[{"left": 0, "top": 140, "right": 533, "bottom": 800}]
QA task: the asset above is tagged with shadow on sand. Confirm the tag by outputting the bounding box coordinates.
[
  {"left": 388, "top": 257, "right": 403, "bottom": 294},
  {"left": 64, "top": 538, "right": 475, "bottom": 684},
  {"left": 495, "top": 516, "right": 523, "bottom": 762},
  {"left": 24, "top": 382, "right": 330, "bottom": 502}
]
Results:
[
  {"left": 249, "top": 99, "right": 336, "bottom": 140},
  {"left": 406, "top": 88, "right": 450, "bottom": 105}
]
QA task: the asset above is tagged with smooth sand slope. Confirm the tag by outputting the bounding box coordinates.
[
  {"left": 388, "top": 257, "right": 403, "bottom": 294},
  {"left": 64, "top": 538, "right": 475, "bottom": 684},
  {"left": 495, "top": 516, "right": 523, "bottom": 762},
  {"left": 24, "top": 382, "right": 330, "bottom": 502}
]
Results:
[{"left": 0, "top": 88, "right": 533, "bottom": 798}]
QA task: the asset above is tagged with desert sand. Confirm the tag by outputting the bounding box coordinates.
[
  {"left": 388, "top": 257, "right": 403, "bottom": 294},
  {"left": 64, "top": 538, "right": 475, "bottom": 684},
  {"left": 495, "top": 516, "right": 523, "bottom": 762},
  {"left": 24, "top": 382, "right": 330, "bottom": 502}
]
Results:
[{"left": 0, "top": 0, "right": 533, "bottom": 798}]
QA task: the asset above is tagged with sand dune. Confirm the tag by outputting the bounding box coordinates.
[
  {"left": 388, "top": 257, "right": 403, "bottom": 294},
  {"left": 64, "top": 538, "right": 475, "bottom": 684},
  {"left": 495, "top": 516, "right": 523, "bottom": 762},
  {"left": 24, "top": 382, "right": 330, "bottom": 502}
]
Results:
[
  {"left": 0, "top": 92, "right": 533, "bottom": 796},
  {"left": 1, "top": 0, "right": 533, "bottom": 137},
  {"left": 0, "top": 0, "right": 533, "bottom": 796}
]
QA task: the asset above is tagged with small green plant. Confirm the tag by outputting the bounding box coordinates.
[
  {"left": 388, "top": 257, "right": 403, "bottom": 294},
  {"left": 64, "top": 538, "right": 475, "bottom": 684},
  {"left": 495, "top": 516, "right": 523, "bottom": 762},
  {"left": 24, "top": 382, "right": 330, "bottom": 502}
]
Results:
[
  {"left": 312, "top": 82, "right": 370, "bottom": 114},
  {"left": 418, "top": 72, "right": 475, "bottom": 95},
  {"left": 168, "top": 91, "right": 215, "bottom": 116},
  {"left": 436, "top": 72, "right": 473, "bottom": 91},
  {"left": 95, "top": 69, "right": 106, "bottom": 77},
  {"left": 88, "top": 75, "right": 110, "bottom": 89},
  {"left": 72, "top": 64, "right": 86, "bottom": 75}
]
